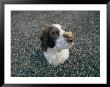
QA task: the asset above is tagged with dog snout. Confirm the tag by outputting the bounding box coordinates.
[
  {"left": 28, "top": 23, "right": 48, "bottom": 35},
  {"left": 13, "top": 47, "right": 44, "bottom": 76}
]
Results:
[{"left": 67, "top": 37, "right": 73, "bottom": 42}]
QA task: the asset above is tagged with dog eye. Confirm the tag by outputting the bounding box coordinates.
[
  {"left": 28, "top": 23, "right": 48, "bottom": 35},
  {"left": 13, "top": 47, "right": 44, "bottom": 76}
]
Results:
[
  {"left": 56, "top": 31, "right": 59, "bottom": 35},
  {"left": 52, "top": 31, "right": 59, "bottom": 35},
  {"left": 52, "top": 31, "right": 55, "bottom": 34}
]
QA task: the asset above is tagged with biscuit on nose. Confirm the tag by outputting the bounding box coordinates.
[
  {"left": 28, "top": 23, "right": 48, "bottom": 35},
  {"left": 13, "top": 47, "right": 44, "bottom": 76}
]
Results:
[
  {"left": 63, "top": 32, "right": 73, "bottom": 38},
  {"left": 63, "top": 32, "right": 74, "bottom": 43}
]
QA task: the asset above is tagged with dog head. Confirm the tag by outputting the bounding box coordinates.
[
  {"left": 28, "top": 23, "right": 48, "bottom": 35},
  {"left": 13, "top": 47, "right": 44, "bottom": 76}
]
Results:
[{"left": 40, "top": 24, "right": 74, "bottom": 51}]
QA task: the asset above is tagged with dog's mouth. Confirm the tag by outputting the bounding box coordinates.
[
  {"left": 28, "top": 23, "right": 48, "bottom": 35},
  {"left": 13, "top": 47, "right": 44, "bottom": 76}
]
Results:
[
  {"left": 62, "top": 40, "right": 74, "bottom": 49},
  {"left": 68, "top": 42, "right": 74, "bottom": 48},
  {"left": 55, "top": 31, "right": 74, "bottom": 49}
]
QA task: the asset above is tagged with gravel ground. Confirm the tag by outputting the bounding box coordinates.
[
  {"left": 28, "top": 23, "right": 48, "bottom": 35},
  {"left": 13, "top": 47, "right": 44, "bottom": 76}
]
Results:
[{"left": 11, "top": 11, "right": 100, "bottom": 77}]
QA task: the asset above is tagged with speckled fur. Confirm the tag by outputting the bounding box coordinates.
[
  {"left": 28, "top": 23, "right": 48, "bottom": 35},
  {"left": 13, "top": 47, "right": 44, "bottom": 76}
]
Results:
[{"left": 44, "top": 47, "right": 69, "bottom": 65}]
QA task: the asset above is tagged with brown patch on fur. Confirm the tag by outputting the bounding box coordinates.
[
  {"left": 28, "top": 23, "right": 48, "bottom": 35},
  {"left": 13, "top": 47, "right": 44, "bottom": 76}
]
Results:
[{"left": 40, "top": 25, "right": 60, "bottom": 51}]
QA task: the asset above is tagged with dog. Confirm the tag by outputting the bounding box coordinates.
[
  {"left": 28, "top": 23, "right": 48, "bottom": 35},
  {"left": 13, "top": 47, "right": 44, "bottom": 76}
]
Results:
[{"left": 40, "top": 24, "right": 74, "bottom": 65}]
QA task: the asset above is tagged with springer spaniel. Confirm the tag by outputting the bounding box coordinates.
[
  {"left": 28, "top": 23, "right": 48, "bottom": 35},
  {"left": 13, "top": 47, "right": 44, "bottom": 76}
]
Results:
[{"left": 40, "top": 24, "right": 74, "bottom": 65}]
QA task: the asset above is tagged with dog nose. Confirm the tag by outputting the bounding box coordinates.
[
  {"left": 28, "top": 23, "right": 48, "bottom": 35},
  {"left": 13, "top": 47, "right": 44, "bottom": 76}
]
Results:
[
  {"left": 67, "top": 38, "right": 73, "bottom": 42},
  {"left": 63, "top": 32, "right": 74, "bottom": 43}
]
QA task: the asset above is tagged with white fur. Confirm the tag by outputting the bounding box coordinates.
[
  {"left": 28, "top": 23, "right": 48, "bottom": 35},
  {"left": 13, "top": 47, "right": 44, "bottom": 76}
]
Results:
[
  {"left": 44, "top": 47, "right": 69, "bottom": 65},
  {"left": 44, "top": 24, "right": 73, "bottom": 65}
]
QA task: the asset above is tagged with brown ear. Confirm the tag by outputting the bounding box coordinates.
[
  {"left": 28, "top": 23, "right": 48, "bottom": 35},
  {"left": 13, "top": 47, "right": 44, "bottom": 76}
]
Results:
[{"left": 40, "top": 28, "right": 48, "bottom": 51}]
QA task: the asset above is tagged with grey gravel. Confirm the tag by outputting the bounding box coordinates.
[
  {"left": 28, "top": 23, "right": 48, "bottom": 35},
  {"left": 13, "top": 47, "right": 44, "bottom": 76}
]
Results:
[{"left": 11, "top": 11, "right": 100, "bottom": 77}]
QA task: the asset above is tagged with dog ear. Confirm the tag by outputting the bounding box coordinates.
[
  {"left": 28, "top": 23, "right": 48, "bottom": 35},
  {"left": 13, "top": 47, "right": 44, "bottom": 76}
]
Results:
[{"left": 40, "top": 28, "right": 48, "bottom": 51}]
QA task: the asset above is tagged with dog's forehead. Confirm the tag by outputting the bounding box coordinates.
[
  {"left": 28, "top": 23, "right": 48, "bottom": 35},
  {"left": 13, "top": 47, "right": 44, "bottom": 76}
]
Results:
[
  {"left": 51, "top": 24, "right": 61, "bottom": 29},
  {"left": 51, "top": 24, "right": 65, "bottom": 35}
]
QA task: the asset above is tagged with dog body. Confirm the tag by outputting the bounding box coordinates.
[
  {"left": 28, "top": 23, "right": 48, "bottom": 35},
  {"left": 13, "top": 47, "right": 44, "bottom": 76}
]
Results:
[
  {"left": 44, "top": 47, "right": 69, "bottom": 65},
  {"left": 40, "top": 24, "right": 74, "bottom": 65}
]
